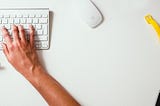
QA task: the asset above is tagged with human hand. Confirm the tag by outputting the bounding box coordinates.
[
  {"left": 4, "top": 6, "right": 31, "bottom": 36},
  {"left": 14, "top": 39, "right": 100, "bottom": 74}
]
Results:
[{"left": 1, "top": 25, "right": 41, "bottom": 78}]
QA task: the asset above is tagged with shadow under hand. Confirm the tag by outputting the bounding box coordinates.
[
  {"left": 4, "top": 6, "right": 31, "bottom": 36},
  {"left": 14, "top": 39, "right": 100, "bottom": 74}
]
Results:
[
  {"left": 36, "top": 10, "right": 54, "bottom": 73},
  {"left": 0, "top": 66, "right": 5, "bottom": 70},
  {"left": 49, "top": 11, "right": 54, "bottom": 48}
]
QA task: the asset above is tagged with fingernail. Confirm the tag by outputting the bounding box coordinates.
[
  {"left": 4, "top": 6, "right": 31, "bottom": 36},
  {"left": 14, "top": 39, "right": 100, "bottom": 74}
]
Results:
[
  {"left": 29, "top": 24, "right": 33, "bottom": 28},
  {"left": 12, "top": 24, "right": 16, "bottom": 27}
]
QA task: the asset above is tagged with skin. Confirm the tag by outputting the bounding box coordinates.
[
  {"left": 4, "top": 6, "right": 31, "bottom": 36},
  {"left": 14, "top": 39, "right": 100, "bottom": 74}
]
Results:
[{"left": 1, "top": 25, "right": 80, "bottom": 106}]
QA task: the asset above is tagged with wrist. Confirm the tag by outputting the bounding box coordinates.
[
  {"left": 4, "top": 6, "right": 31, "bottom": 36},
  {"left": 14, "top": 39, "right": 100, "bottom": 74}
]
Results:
[{"left": 24, "top": 64, "right": 46, "bottom": 86}]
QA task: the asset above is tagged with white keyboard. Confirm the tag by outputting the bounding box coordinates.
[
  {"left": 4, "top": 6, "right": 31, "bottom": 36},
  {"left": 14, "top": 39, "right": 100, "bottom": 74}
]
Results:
[{"left": 0, "top": 8, "right": 50, "bottom": 50}]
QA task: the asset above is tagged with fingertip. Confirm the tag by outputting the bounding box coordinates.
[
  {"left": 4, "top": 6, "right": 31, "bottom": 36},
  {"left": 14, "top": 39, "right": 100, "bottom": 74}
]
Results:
[
  {"left": 1, "top": 27, "right": 12, "bottom": 45},
  {"left": 1, "top": 42, "right": 3, "bottom": 47},
  {"left": 12, "top": 24, "right": 17, "bottom": 30},
  {"left": 1, "top": 27, "right": 4, "bottom": 33},
  {"left": 1, "top": 43, "right": 5, "bottom": 48},
  {"left": 2, "top": 43, "right": 6, "bottom": 49},
  {"left": 29, "top": 25, "right": 35, "bottom": 35},
  {"left": 1, "top": 26, "right": 6, "bottom": 32},
  {"left": 29, "top": 25, "right": 35, "bottom": 30},
  {"left": 29, "top": 25, "right": 35, "bottom": 47},
  {"left": 29, "top": 24, "right": 33, "bottom": 27},
  {"left": 18, "top": 25, "right": 23, "bottom": 29},
  {"left": 17, "top": 25, "right": 21, "bottom": 29},
  {"left": 18, "top": 25, "right": 26, "bottom": 42},
  {"left": 29, "top": 25, "right": 32, "bottom": 29},
  {"left": 1, "top": 27, "right": 9, "bottom": 37},
  {"left": 17, "top": 25, "right": 24, "bottom": 32}
]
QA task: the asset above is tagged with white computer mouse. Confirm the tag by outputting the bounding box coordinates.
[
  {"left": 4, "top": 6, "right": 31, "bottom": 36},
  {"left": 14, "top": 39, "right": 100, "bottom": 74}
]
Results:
[{"left": 73, "top": 0, "right": 103, "bottom": 28}]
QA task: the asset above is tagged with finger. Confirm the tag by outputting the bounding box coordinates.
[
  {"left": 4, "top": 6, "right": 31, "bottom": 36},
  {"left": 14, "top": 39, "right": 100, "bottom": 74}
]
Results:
[
  {"left": 2, "top": 43, "right": 9, "bottom": 56},
  {"left": 29, "top": 25, "right": 35, "bottom": 47},
  {"left": 18, "top": 25, "right": 26, "bottom": 43},
  {"left": 1, "top": 27, "right": 12, "bottom": 45},
  {"left": 12, "top": 25, "right": 20, "bottom": 43}
]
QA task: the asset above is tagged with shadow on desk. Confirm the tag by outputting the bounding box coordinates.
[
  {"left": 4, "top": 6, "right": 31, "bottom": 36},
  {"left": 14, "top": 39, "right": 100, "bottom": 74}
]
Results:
[{"left": 37, "top": 10, "right": 54, "bottom": 72}]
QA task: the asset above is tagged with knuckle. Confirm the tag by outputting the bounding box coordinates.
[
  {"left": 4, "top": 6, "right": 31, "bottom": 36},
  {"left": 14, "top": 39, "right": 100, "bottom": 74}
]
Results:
[
  {"left": 16, "top": 41, "right": 25, "bottom": 48},
  {"left": 16, "top": 42, "right": 21, "bottom": 47}
]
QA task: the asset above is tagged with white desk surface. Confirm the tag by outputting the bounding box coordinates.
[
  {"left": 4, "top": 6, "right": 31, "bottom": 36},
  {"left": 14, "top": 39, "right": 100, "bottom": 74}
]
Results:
[{"left": 0, "top": 0, "right": 159, "bottom": 106}]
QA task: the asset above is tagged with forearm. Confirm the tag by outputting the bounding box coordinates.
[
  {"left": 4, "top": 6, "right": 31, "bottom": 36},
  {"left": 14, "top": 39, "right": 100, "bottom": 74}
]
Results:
[{"left": 25, "top": 65, "right": 80, "bottom": 106}]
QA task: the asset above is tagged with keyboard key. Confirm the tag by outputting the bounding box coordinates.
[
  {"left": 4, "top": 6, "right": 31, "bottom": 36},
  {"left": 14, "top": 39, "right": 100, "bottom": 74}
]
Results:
[
  {"left": 23, "top": 24, "right": 29, "bottom": 29},
  {"left": 17, "top": 14, "right": 22, "bottom": 18},
  {"left": 41, "top": 41, "right": 48, "bottom": 48},
  {"left": 34, "top": 36, "right": 48, "bottom": 41},
  {"left": 36, "top": 24, "right": 42, "bottom": 30},
  {"left": 4, "top": 15, "right": 10, "bottom": 18},
  {"left": 42, "top": 14, "right": 48, "bottom": 18},
  {"left": 5, "top": 24, "right": 11, "bottom": 30},
  {"left": 39, "top": 18, "right": 48, "bottom": 24},
  {"left": 14, "top": 18, "right": 20, "bottom": 24},
  {"left": 37, "top": 30, "right": 43, "bottom": 35},
  {"left": 36, "top": 14, "right": 41, "bottom": 18},
  {"left": 10, "top": 14, "right": 16, "bottom": 18},
  {"left": 2, "top": 19, "right": 8, "bottom": 24},
  {"left": 27, "top": 18, "right": 32, "bottom": 24},
  {"left": 9, "top": 18, "right": 14, "bottom": 24},
  {"left": 33, "top": 18, "right": 38, "bottom": 24},
  {"left": 0, "top": 15, "right": 3, "bottom": 18},
  {"left": 43, "top": 24, "right": 48, "bottom": 35},
  {"left": 0, "top": 36, "right": 2, "bottom": 41},
  {"left": 29, "top": 14, "right": 35, "bottom": 18},
  {"left": 23, "top": 14, "right": 28, "bottom": 18},
  {"left": 20, "top": 18, "right": 26, "bottom": 24}
]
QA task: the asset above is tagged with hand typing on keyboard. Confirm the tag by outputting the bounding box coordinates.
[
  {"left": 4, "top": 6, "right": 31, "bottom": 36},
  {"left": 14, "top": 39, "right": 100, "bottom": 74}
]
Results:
[
  {"left": 1, "top": 25, "right": 80, "bottom": 106},
  {"left": 1, "top": 25, "right": 41, "bottom": 75}
]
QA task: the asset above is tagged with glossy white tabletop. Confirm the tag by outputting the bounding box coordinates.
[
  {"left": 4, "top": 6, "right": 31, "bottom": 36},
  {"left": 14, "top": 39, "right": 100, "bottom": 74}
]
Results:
[{"left": 0, "top": 0, "right": 159, "bottom": 106}]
